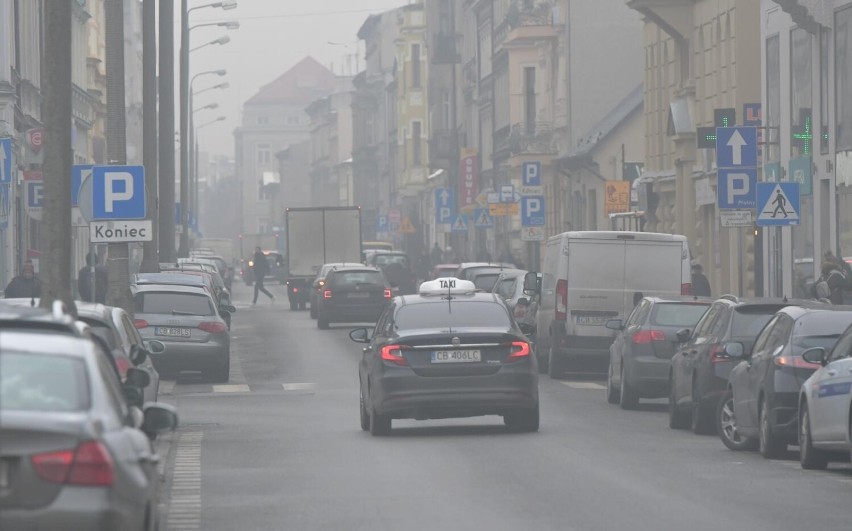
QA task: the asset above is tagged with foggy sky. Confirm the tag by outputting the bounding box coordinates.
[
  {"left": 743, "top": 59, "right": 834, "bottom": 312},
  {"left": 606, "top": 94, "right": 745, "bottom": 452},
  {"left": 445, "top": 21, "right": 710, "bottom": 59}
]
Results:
[{"left": 174, "top": 0, "right": 408, "bottom": 160}]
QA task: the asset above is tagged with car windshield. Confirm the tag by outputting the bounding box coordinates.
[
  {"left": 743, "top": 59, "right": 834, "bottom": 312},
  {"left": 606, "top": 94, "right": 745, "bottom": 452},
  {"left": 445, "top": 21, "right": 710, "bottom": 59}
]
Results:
[
  {"left": 651, "top": 303, "right": 710, "bottom": 327},
  {"left": 496, "top": 278, "right": 518, "bottom": 299},
  {"left": 135, "top": 292, "right": 215, "bottom": 316},
  {"left": 473, "top": 273, "right": 501, "bottom": 291},
  {"left": 79, "top": 318, "right": 117, "bottom": 349},
  {"left": 330, "top": 271, "right": 385, "bottom": 287},
  {"left": 395, "top": 302, "right": 511, "bottom": 329},
  {"left": 731, "top": 306, "right": 786, "bottom": 338},
  {"left": 374, "top": 254, "right": 408, "bottom": 267},
  {"left": 0, "top": 352, "right": 89, "bottom": 412}
]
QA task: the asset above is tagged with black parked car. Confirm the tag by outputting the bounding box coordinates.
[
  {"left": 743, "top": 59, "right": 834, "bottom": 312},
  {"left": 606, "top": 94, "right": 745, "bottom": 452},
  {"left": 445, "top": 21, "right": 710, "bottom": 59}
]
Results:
[
  {"left": 606, "top": 297, "right": 711, "bottom": 410},
  {"left": 314, "top": 267, "right": 392, "bottom": 330},
  {"left": 717, "top": 306, "right": 852, "bottom": 457},
  {"left": 668, "top": 296, "right": 818, "bottom": 434}
]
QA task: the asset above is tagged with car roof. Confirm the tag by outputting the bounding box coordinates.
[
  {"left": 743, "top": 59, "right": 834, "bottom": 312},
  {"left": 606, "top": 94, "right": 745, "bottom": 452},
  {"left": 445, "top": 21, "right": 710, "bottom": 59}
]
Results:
[
  {"left": 396, "top": 291, "right": 503, "bottom": 307},
  {"left": 0, "top": 331, "right": 93, "bottom": 358},
  {"left": 371, "top": 251, "right": 407, "bottom": 256},
  {"left": 774, "top": 305, "right": 852, "bottom": 319},
  {"left": 458, "top": 262, "right": 514, "bottom": 270},
  {"left": 135, "top": 273, "right": 208, "bottom": 287},
  {"left": 329, "top": 266, "right": 382, "bottom": 273},
  {"left": 132, "top": 283, "right": 210, "bottom": 295},
  {"left": 641, "top": 296, "right": 715, "bottom": 304},
  {"left": 713, "top": 296, "right": 824, "bottom": 309}
]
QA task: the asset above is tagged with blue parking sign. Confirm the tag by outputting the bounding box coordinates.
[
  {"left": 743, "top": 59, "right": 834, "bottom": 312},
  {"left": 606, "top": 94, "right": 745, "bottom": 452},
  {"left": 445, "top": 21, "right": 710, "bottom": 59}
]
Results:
[
  {"left": 72, "top": 165, "right": 93, "bottom": 207},
  {"left": 377, "top": 214, "right": 389, "bottom": 233},
  {"left": 92, "top": 165, "right": 146, "bottom": 220},
  {"left": 521, "top": 196, "right": 545, "bottom": 226},
  {"left": 0, "top": 138, "right": 11, "bottom": 184}
]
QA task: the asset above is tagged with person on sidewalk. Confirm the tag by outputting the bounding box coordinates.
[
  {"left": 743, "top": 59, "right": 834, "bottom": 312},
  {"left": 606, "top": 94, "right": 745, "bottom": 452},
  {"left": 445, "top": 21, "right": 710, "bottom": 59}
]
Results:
[
  {"left": 251, "top": 247, "right": 274, "bottom": 305},
  {"left": 78, "top": 252, "right": 108, "bottom": 303},
  {"left": 5, "top": 260, "right": 42, "bottom": 299},
  {"left": 691, "top": 263, "right": 711, "bottom": 297}
]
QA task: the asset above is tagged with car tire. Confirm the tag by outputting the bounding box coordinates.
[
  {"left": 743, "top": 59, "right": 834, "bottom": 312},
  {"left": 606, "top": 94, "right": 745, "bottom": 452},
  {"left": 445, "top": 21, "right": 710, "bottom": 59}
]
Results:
[
  {"left": 547, "top": 343, "right": 563, "bottom": 379},
  {"left": 717, "top": 388, "right": 757, "bottom": 451},
  {"left": 799, "top": 404, "right": 829, "bottom": 470},
  {"left": 504, "top": 404, "right": 540, "bottom": 433},
  {"left": 369, "top": 408, "right": 391, "bottom": 436},
  {"left": 668, "top": 378, "right": 690, "bottom": 429},
  {"left": 759, "top": 400, "right": 787, "bottom": 459},
  {"left": 691, "top": 383, "right": 715, "bottom": 435},
  {"left": 208, "top": 356, "right": 229, "bottom": 384},
  {"left": 606, "top": 363, "right": 620, "bottom": 404},
  {"left": 359, "top": 389, "right": 370, "bottom": 432},
  {"left": 317, "top": 317, "right": 330, "bottom": 330},
  {"left": 619, "top": 367, "right": 639, "bottom": 410}
]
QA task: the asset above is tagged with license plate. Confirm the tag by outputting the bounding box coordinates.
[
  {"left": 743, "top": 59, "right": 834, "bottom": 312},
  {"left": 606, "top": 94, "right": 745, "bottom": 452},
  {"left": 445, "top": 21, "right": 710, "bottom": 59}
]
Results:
[
  {"left": 431, "top": 350, "right": 482, "bottom": 363},
  {"left": 0, "top": 460, "right": 9, "bottom": 489},
  {"left": 347, "top": 292, "right": 370, "bottom": 299},
  {"left": 576, "top": 316, "right": 610, "bottom": 326},
  {"left": 155, "top": 327, "right": 191, "bottom": 337}
]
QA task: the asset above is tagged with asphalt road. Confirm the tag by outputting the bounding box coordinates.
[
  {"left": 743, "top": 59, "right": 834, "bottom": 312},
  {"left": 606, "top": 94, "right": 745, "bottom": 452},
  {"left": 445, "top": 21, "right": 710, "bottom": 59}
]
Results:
[{"left": 157, "top": 283, "right": 852, "bottom": 531}]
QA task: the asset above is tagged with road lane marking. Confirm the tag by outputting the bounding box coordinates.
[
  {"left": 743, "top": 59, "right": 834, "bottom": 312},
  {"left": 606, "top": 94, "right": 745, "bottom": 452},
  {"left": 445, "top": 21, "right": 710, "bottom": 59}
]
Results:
[
  {"left": 228, "top": 351, "right": 246, "bottom": 384},
  {"left": 166, "top": 431, "right": 203, "bottom": 531},
  {"left": 282, "top": 382, "right": 317, "bottom": 393},
  {"left": 561, "top": 381, "right": 606, "bottom": 390},
  {"left": 212, "top": 384, "right": 250, "bottom": 393}
]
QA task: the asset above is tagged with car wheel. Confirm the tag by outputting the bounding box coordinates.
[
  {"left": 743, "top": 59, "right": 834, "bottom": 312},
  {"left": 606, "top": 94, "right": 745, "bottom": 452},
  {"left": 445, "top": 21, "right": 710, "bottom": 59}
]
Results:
[
  {"left": 547, "top": 343, "right": 563, "bottom": 379},
  {"left": 504, "top": 403, "right": 540, "bottom": 433},
  {"left": 717, "top": 389, "right": 757, "bottom": 450},
  {"left": 369, "top": 407, "right": 391, "bottom": 436},
  {"left": 317, "top": 317, "right": 330, "bottom": 330},
  {"left": 619, "top": 367, "right": 639, "bottom": 410},
  {"left": 799, "top": 404, "right": 829, "bottom": 470},
  {"left": 668, "top": 378, "right": 689, "bottom": 429},
  {"left": 606, "top": 363, "right": 620, "bottom": 404},
  {"left": 691, "top": 383, "right": 715, "bottom": 435},
  {"left": 359, "top": 388, "right": 370, "bottom": 432},
  {"left": 759, "top": 400, "right": 787, "bottom": 459}
]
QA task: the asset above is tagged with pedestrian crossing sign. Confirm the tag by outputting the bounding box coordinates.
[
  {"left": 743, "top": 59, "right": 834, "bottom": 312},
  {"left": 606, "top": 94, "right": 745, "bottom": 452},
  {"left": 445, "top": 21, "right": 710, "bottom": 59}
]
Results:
[
  {"left": 398, "top": 216, "right": 416, "bottom": 234},
  {"left": 756, "top": 182, "right": 800, "bottom": 226},
  {"left": 450, "top": 214, "right": 469, "bottom": 232},
  {"left": 473, "top": 208, "right": 493, "bottom": 228}
]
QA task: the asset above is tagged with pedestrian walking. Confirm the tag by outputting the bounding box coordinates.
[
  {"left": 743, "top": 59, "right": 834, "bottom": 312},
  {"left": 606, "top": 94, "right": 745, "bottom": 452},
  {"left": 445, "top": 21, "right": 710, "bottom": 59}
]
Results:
[
  {"left": 813, "top": 252, "right": 850, "bottom": 304},
  {"left": 771, "top": 190, "right": 788, "bottom": 218},
  {"left": 5, "top": 259, "right": 42, "bottom": 299},
  {"left": 691, "top": 263, "right": 711, "bottom": 297},
  {"left": 251, "top": 247, "right": 274, "bottom": 305},
  {"left": 430, "top": 242, "right": 443, "bottom": 266},
  {"left": 78, "top": 252, "right": 108, "bottom": 303},
  {"left": 416, "top": 249, "right": 431, "bottom": 283}
]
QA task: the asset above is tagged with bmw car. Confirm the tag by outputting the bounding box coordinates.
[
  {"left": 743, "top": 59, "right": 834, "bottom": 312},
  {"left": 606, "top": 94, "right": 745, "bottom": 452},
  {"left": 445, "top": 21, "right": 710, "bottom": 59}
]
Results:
[{"left": 350, "top": 278, "right": 539, "bottom": 436}]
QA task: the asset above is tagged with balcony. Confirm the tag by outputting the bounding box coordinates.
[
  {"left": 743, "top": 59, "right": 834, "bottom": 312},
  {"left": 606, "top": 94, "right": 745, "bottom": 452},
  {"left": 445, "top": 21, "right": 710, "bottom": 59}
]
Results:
[
  {"left": 505, "top": 1, "right": 557, "bottom": 45},
  {"left": 431, "top": 34, "right": 461, "bottom": 65},
  {"left": 508, "top": 122, "right": 558, "bottom": 156}
]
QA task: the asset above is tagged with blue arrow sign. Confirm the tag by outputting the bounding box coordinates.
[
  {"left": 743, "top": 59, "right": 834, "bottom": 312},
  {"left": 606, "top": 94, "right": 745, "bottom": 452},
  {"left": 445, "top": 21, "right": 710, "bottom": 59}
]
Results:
[
  {"left": 0, "top": 138, "right": 12, "bottom": 184},
  {"left": 521, "top": 195, "right": 545, "bottom": 226},
  {"left": 435, "top": 188, "right": 455, "bottom": 224},
  {"left": 716, "top": 127, "right": 758, "bottom": 168},
  {"left": 756, "top": 182, "right": 800, "bottom": 226},
  {"left": 717, "top": 168, "right": 757, "bottom": 209}
]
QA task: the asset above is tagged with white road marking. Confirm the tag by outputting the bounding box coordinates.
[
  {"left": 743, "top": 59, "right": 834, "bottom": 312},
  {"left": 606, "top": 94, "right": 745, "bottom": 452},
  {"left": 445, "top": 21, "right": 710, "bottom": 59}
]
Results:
[
  {"left": 282, "top": 382, "right": 317, "bottom": 393},
  {"left": 212, "top": 384, "right": 250, "bottom": 393},
  {"left": 561, "top": 381, "right": 606, "bottom": 390},
  {"left": 228, "top": 351, "right": 246, "bottom": 384},
  {"left": 166, "top": 431, "right": 203, "bottom": 531}
]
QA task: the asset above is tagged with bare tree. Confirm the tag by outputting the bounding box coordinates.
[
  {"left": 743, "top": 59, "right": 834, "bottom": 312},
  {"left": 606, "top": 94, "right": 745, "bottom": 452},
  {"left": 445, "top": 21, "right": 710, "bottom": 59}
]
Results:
[{"left": 39, "top": 1, "right": 74, "bottom": 313}]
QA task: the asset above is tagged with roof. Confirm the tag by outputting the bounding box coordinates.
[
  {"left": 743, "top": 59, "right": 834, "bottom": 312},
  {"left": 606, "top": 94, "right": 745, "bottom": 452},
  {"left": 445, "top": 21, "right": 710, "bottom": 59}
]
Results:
[
  {"left": 549, "top": 231, "right": 688, "bottom": 243},
  {"left": 245, "top": 57, "right": 337, "bottom": 106},
  {"left": 1, "top": 331, "right": 92, "bottom": 358},
  {"left": 328, "top": 266, "right": 382, "bottom": 273},
  {"left": 132, "top": 284, "right": 210, "bottom": 295},
  {"left": 557, "top": 84, "right": 644, "bottom": 166},
  {"left": 135, "top": 273, "right": 207, "bottom": 287},
  {"left": 397, "top": 292, "right": 503, "bottom": 307}
]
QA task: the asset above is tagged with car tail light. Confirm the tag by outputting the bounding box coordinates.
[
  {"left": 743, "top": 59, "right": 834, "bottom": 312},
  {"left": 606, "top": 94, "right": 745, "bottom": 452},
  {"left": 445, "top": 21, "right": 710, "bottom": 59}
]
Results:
[
  {"left": 709, "top": 345, "right": 727, "bottom": 363},
  {"left": 323, "top": 290, "right": 332, "bottom": 299},
  {"left": 384, "top": 289, "right": 392, "bottom": 299},
  {"left": 506, "top": 341, "right": 531, "bottom": 362},
  {"left": 32, "top": 441, "right": 114, "bottom": 486},
  {"left": 681, "top": 283, "right": 693, "bottom": 295},
  {"left": 380, "top": 345, "right": 409, "bottom": 366},
  {"left": 775, "top": 356, "right": 819, "bottom": 369},
  {"left": 115, "top": 357, "right": 131, "bottom": 377},
  {"left": 555, "top": 279, "right": 568, "bottom": 321},
  {"left": 292, "top": 287, "right": 299, "bottom": 293},
  {"left": 198, "top": 321, "right": 227, "bottom": 334},
  {"left": 133, "top": 319, "right": 148, "bottom": 329},
  {"left": 632, "top": 330, "right": 666, "bottom": 344}
]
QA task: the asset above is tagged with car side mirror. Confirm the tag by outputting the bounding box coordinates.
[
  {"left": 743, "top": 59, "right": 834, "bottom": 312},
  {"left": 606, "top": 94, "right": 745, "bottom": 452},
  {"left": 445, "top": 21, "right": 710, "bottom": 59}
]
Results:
[
  {"left": 605, "top": 319, "right": 623, "bottom": 331},
  {"left": 723, "top": 342, "right": 745, "bottom": 359},
  {"left": 219, "top": 304, "right": 237, "bottom": 314},
  {"left": 676, "top": 328, "right": 691, "bottom": 343},
  {"left": 142, "top": 403, "right": 179, "bottom": 438},
  {"left": 349, "top": 327, "right": 372, "bottom": 343},
  {"left": 125, "top": 367, "right": 151, "bottom": 389},
  {"left": 122, "top": 385, "right": 144, "bottom": 409},
  {"left": 145, "top": 340, "right": 166, "bottom": 355},
  {"left": 129, "top": 345, "right": 148, "bottom": 365},
  {"left": 523, "top": 272, "right": 540, "bottom": 295},
  {"left": 801, "top": 347, "right": 827, "bottom": 366}
]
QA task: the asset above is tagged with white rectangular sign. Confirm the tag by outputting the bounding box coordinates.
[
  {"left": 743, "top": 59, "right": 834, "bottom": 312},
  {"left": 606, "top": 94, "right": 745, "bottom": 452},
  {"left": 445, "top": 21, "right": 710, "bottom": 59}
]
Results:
[
  {"left": 521, "top": 226, "right": 546, "bottom": 241},
  {"left": 719, "top": 210, "right": 753, "bottom": 228},
  {"left": 90, "top": 219, "right": 153, "bottom": 243},
  {"left": 520, "top": 186, "right": 544, "bottom": 196}
]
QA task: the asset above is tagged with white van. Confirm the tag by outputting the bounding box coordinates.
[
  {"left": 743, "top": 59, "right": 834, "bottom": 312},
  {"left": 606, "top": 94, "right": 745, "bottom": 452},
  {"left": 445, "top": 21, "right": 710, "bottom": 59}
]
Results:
[{"left": 534, "top": 231, "right": 692, "bottom": 377}]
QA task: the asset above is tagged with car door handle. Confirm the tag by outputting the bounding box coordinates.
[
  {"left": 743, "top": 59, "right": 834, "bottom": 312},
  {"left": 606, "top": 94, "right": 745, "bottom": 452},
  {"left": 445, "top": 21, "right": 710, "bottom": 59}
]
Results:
[{"left": 139, "top": 453, "right": 160, "bottom": 465}]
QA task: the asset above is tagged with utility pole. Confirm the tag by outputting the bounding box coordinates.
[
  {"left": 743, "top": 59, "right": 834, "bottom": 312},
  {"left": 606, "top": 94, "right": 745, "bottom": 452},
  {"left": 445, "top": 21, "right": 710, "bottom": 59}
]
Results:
[
  {"left": 159, "top": 0, "right": 176, "bottom": 262},
  {"left": 140, "top": 0, "right": 159, "bottom": 273},
  {"left": 104, "top": 0, "right": 132, "bottom": 312},
  {"left": 178, "top": 0, "right": 190, "bottom": 257},
  {"left": 39, "top": 1, "right": 74, "bottom": 312}
]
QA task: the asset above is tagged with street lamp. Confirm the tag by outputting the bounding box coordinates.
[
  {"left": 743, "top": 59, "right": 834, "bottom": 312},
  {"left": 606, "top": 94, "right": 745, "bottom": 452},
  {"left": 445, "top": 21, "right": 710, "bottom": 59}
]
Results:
[
  {"left": 190, "top": 35, "right": 230, "bottom": 53},
  {"left": 193, "top": 81, "right": 229, "bottom": 97},
  {"left": 193, "top": 102, "right": 219, "bottom": 113},
  {"left": 193, "top": 116, "right": 227, "bottom": 234},
  {"left": 180, "top": 0, "right": 238, "bottom": 257}
]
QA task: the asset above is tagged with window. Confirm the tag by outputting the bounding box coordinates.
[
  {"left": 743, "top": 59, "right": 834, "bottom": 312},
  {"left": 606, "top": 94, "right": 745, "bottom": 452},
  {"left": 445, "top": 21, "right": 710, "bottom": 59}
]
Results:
[
  {"left": 766, "top": 35, "right": 781, "bottom": 162},
  {"left": 256, "top": 143, "right": 270, "bottom": 165},
  {"left": 442, "top": 90, "right": 452, "bottom": 129},
  {"left": 0, "top": 353, "right": 89, "bottom": 412},
  {"left": 134, "top": 292, "right": 216, "bottom": 316},
  {"left": 791, "top": 28, "right": 813, "bottom": 158},
  {"left": 258, "top": 179, "right": 271, "bottom": 201},
  {"left": 257, "top": 116, "right": 269, "bottom": 126},
  {"left": 411, "top": 43, "right": 421, "bottom": 88},
  {"left": 828, "top": 329, "right": 852, "bottom": 362},
  {"left": 837, "top": 6, "right": 852, "bottom": 150},
  {"left": 651, "top": 303, "right": 711, "bottom": 328},
  {"left": 524, "top": 66, "right": 536, "bottom": 132},
  {"left": 412, "top": 121, "right": 422, "bottom": 165},
  {"left": 396, "top": 302, "right": 511, "bottom": 329},
  {"left": 821, "top": 28, "right": 831, "bottom": 155},
  {"left": 287, "top": 116, "right": 300, "bottom": 126}
]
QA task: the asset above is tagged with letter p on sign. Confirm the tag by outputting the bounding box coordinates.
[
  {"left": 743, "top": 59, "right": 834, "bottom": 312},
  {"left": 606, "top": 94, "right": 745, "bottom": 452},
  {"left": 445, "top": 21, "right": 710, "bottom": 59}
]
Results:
[
  {"left": 105, "top": 172, "right": 133, "bottom": 212},
  {"left": 717, "top": 168, "right": 757, "bottom": 210},
  {"left": 91, "top": 165, "right": 146, "bottom": 220}
]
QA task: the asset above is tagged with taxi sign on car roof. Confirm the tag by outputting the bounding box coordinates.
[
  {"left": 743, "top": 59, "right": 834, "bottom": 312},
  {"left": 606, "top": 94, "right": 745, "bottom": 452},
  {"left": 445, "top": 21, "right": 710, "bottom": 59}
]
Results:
[{"left": 419, "top": 277, "right": 476, "bottom": 295}]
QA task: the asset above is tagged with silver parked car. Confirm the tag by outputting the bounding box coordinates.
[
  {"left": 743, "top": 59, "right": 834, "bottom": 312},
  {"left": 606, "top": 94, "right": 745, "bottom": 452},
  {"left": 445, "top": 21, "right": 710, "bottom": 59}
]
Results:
[
  {"left": 132, "top": 284, "right": 232, "bottom": 382},
  {"left": 0, "top": 331, "right": 177, "bottom": 530}
]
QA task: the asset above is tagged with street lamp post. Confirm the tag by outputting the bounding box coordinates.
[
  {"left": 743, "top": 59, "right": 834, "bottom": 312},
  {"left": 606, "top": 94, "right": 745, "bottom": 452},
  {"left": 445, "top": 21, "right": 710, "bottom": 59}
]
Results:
[{"left": 179, "top": 0, "right": 237, "bottom": 257}]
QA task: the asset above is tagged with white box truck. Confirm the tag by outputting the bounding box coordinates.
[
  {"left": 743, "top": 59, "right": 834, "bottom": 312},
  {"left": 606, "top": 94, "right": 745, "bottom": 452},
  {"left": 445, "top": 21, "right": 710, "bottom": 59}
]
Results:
[
  {"left": 285, "top": 207, "right": 362, "bottom": 311},
  {"left": 533, "top": 231, "right": 692, "bottom": 376}
]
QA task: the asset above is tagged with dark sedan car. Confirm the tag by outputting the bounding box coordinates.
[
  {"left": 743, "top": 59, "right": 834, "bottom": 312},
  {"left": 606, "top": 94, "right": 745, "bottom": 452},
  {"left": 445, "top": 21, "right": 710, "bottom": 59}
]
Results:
[
  {"left": 368, "top": 251, "right": 416, "bottom": 295},
  {"left": 309, "top": 262, "right": 364, "bottom": 319},
  {"left": 350, "top": 278, "right": 539, "bottom": 436},
  {"left": 606, "top": 297, "right": 711, "bottom": 409},
  {"left": 315, "top": 267, "right": 391, "bottom": 330},
  {"left": 718, "top": 306, "right": 852, "bottom": 457},
  {"left": 669, "top": 297, "right": 819, "bottom": 434}
]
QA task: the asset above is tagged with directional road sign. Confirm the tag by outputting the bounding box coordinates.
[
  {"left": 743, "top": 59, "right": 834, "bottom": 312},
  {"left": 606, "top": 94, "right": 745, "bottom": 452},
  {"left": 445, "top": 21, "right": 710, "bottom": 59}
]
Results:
[
  {"left": 522, "top": 162, "right": 541, "bottom": 186},
  {"left": 716, "top": 127, "right": 758, "bottom": 168},
  {"left": 377, "top": 214, "right": 388, "bottom": 233},
  {"left": 0, "top": 138, "right": 11, "bottom": 184},
  {"left": 92, "top": 165, "right": 146, "bottom": 220},
  {"left": 521, "top": 196, "right": 545, "bottom": 226},
  {"left": 434, "top": 188, "right": 455, "bottom": 224},
  {"left": 450, "top": 214, "right": 468, "bottom": 232},
  {"left": 473, "top": 208, "right": 494, "bottom": 228},
  {"left": 500, "top": 184, "right": 515, "bottom": 203},
  {"left": 717, "top": 168, "right": 757, "bottom": 209},
  {"left": 72, "top": 165, "right": 93, "bottom": 207},
  {"left": 756, "top": 182, "right": 800, "bottom": 227}
]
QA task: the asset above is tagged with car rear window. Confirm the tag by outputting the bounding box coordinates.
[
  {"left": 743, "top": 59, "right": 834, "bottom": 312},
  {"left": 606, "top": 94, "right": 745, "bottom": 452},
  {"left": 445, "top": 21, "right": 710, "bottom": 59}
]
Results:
[
  {"left": 374, "top": 254, "right": 409, "bottom": 268},
  {"left": 135, "top": 292, "right": 215, "bottom": 316},
  {"left": 80, "top": 319, "right": 118, "bottom": 349},
  {"left": 330, "top": 271, "right": 385, "bottom": 287},
  {"left": 473, "top": 274, "right": 500, "bottom": 291},
  {"left": 792, "top": 312, "right": 852, "bottom": 352},
  {"left": 651, "top": 303, "right": 710, "bottom": 327},
  {"left": 396, "top": 302, "right": 511, "bottom": 329},
  {"left": 732, "top": 306, "right": 786, "bottom": 337},
  {"left": 0, "top": 352, "right": 89, "bottom": 412}
]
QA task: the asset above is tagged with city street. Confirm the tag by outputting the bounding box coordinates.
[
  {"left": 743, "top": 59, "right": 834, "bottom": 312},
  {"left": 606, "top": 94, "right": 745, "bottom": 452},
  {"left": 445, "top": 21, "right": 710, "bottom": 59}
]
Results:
[{"left": 157, "top": 283, "right": 852, "bottom": 531}]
